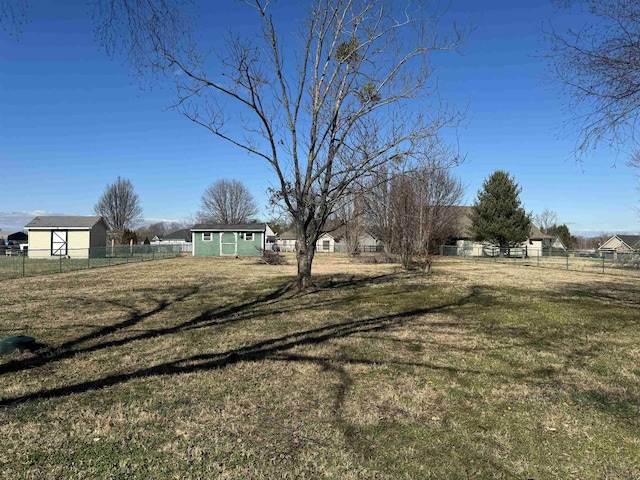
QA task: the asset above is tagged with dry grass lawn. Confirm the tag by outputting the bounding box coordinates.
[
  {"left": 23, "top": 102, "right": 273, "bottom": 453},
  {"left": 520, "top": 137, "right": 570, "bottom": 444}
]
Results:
[{"left": 0, "top": 254, "right": 638, "bottom": 479}]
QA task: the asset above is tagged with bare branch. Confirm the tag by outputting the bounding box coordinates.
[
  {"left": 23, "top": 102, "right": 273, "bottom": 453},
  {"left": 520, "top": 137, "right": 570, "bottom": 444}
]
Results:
[{"left": 544, "top": 0, "right": 640, "bottom": 158}]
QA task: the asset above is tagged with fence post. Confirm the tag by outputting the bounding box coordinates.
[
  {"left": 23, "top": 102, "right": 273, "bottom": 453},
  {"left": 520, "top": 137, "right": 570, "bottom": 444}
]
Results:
[
  {"left": 88, "top": 249, "right": 91, "bottom": 269},
  {"left": 59, "top": 254, "right": 62, "bottom": 273},
  {"left": 602, "top": 255, "right": 605, "bottom": 274},
  {"left": 22, "top": 253, "right": 26, "bottom": 277},
  {"left": 566, "top": 253, "right": 569, "bottom": 271}
]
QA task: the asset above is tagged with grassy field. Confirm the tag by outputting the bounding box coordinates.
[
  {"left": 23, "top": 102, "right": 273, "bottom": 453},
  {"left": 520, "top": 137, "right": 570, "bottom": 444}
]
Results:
[{"left": 0, "top": 254, "right": 638, "bottom": 479}]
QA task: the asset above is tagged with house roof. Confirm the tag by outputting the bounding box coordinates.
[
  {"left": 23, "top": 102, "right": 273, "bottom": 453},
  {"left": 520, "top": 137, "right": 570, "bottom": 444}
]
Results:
[
  {"left": 163, "top": 228, "right": 192, "bottom": 241},
  {"left": 528, "top": 224, "right": 555, "bottom": 240},
  {"left": 25, "top": 216, "right": 106, "bottom": 229},
  {"left": 278, "top": 230, "right": 297, "bottom": 240},
  {"left": 191, "top": 223, "right": 267, "bottom": 232},
  {"left": 451, "top": 206, "right": 474, "bottom": 238},
  {"left": 617, "top": 235, "right": 640, "bottom": 249},
  {"left": 599, "top": 234, "right": 640, "bottom": 250}
]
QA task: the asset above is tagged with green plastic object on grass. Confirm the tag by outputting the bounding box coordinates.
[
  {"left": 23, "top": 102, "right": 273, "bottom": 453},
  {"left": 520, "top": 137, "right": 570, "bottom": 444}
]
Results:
[{"left": 0, "top": 335, "right": 36, "bottom": 355}]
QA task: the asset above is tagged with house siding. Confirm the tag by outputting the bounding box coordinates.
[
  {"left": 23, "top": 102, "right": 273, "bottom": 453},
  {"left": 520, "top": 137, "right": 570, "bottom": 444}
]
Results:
[
  {"left": 67, "top": 230, "right": 91, "bottom": 257},
  {"left": 27, "top": 229, "right": 94, "bottom": 258},
  {"left": 237, "top": 232, "right": 263, "bottom": 256},
  {"left": 599, "top": 237, "right": 625, "bottom": 252},
  {"left": 26, "top": 230, "right": 52, "bottom": 258},
  {"left": 194, "top": 232, "right": 221, "bottom": 256},
  {"left": 316, "top": 233, "right": 336, "bottom": 252},
  {"left": 89, "top": 223, "right": 108, "bottom": 249}
]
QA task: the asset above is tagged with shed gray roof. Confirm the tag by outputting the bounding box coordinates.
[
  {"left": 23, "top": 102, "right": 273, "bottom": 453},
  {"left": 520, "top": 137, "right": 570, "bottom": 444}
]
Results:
[
  {"left": 191, "top": 223, "right": 267, "bottom": 232},
  {"left": 25, "top": 216, "right": 106, "bottom": 229}
]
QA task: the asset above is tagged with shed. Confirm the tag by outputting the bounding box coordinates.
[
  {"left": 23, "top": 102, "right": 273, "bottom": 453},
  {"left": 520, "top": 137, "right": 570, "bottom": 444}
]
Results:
[
  {"left": 25, "top": 216, "right": 109, "bottom": 259},
  {"left": 191, "top": 223, "right": 268, "bottom": 257}
]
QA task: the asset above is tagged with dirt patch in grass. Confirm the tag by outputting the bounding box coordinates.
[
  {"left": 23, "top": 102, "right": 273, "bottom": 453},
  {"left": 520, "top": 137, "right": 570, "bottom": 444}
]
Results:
[{"left": 1, "top": 255, "right": 639, "bottom": 478}]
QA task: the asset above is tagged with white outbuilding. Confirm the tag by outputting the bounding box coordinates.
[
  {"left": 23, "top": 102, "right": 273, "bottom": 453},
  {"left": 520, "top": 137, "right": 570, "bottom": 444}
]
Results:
[{"left": 25, "top": 216, "right": 109, "bottom": 259}]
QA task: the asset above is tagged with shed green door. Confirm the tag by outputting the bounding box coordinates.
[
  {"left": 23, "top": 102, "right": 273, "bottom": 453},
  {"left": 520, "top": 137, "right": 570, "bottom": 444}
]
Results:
[{"left": 220, "top": 232, "right": 237, "bottom": 256}]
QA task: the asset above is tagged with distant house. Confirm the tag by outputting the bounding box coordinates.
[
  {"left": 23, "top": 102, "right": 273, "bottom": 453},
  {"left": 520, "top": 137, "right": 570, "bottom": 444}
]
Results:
[
  {"left": 191, "top": 223, "right": 273, "bottom": 257},
  {"left": 150, "top": 228, "right": 193, "bottom": 252},
  {"left": 550, "top": 237, "right": 567, "bottom": 251},
  {"left": 277, "top": 230, "right": 297, "bottom": 252},
  {"left": 447, "top": 207, "right": 560, "bottom": 257},
  {"left": 152, "top": 229, "right": 192, "bottom": 244},
  {"left": 316, "top": 230, "right": 381, "bottom": 253},
  {"left": 526, "top": 224, "right": 557, "bottom": 256},
  {"left": 316, "top": 232, "right": 340, "bottom": 252},
  {"left": 25, "top": 216, "right": 109, "bottom": 259},
  {"left": 278, "top": 228, "right": 380, "bottom": 253},
  {"left": 598, "top": 234, "right": 640, "bottom": 258}
]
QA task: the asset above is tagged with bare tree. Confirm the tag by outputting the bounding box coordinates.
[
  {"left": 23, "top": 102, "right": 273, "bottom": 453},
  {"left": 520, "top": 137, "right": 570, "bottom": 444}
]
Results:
[
  {"left": 334, "top": 190, "right": 366, "bottom": 256},
  {"left": 94, "top": 176, "right": 143, "bottom": 232},
  {"left": 387, "top": 174, "right": 418, "bottom": 268},
  {"left": 376, "top": 162, "right": 463, "bottom": 271},
  {"left": 364, "top": 169, "right": 394, "bottom": 253},
  {"left": 198, "top": 179, "right": 258, "bottom": 224},
  {"left": 533, "top": 208, "right": 558, "bottom": 233},
  {"left": 544, "top": 0, "right": 640, "bottom": 157},
  {"left": 414, "top": 165, "right": 464, "bottom": 273},
  {"left": 95, "top": 0, "right": 465, "bottom": 288},
  {"left": 0, "top": 0, "right": 29, "bottom": 36}
]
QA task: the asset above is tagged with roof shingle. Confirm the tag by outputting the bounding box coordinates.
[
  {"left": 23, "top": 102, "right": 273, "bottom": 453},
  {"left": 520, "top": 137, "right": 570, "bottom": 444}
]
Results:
[{"left": 25, "top": 216, "right": 106, "bottom": 229}]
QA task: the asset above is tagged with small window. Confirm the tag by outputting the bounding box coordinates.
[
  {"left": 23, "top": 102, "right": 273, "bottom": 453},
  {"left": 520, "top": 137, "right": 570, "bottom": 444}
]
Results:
[
  {"left": 245, "top": 232, "right": 254, "bottom": 241},
  {"left": 323, "top": 240, "right": 330, "bottom": 251},
  {"left": 202, "top": 232, "right": 212, "bottom": 242}
]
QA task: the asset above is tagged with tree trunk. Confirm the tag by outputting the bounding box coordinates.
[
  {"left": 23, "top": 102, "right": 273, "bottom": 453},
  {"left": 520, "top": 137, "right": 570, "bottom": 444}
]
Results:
[
  {"left": 296, "top": 244, "right": 315, "bottom": 289},
  {"left": 295, "top": 223, "right": 317, "bottom": 289}
]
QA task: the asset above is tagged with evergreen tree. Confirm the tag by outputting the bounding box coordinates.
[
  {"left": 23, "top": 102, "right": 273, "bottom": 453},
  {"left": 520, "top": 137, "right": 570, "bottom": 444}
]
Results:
[
  {"left": 471, "top": 171, "right": 530, "bottom": 249},
  {"left": 121, "top": 228, "right": 138, "bottom": 245},
  {"left": 547, "top": 224, "right": 576, "bottom": 249}
]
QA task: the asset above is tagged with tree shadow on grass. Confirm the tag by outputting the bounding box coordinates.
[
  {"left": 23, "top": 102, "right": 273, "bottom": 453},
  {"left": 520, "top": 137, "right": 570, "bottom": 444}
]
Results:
[
  {"left": 0, "top": 286, "right": 482, "bottom": 407},
  {"left": 0, "top": 272, "right": 426, "bottom": 380},
  {"left": 4, "top": 271, "right": 637, "bottom": 436},
  {"left": 0, "top": 281, "right": 296, "bottom": 377}
]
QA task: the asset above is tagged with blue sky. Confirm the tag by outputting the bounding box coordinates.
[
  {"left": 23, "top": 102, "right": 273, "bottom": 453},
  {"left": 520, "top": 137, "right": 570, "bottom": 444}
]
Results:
[{"left": 1, "top": 0, "right": 638, "bottom": 236}]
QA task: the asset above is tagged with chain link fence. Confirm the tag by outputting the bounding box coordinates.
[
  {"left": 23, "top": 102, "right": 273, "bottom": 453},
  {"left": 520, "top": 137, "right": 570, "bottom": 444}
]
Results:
[
  {"left": 0, "top": 244, "right": 184, "bottom": 279},
  {"left": 439, "top": 245, "right": 640, "bottom": 277}
]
